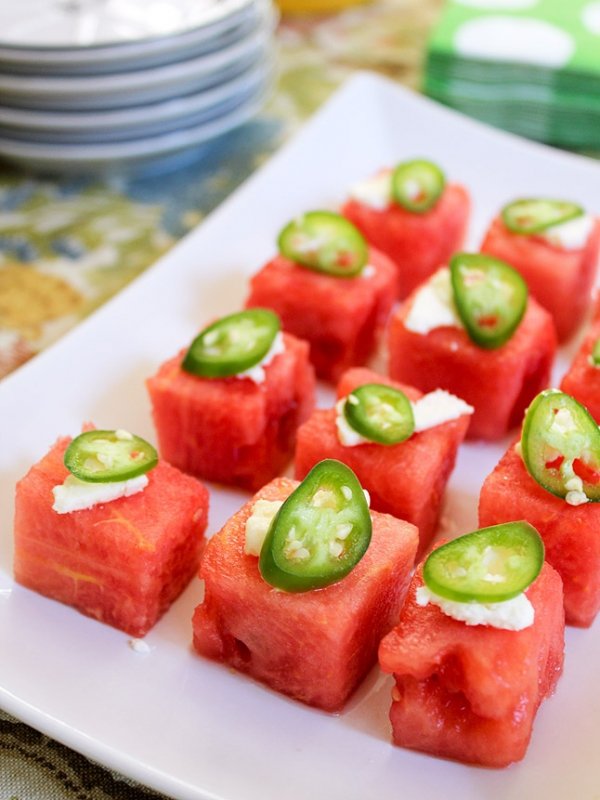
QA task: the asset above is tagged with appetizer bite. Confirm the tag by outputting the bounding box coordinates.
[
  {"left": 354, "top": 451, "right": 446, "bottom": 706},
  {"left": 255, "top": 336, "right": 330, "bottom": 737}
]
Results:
[
  {"left": 560, "top": 315, "right": 600, "bottom": 424},
  {"left": 341, "top": 159, "right": 470, "bottom": 298},
  {"left": 295, "top": 368, "right": 472, "bottom": 556},
  {"left": 193, "top": 461, "right": 418, "bottom": 711},
  {"left": 388, "top": 253, "right": 557, "bottom": 440},
  {"left": 245, "top": 211, "right": 396, "bottom": 382},
  {"left": 379, "top": 523, "right": 564, "bottom": 767},
  {"left": 14, "top": 428, "right": 209, "bottom": 636},
  {"left": 481, "top": 198, "right": 600, "bottom": 341},
  {"left": 480, "top": 390, "right": 600, "bottom": 627},
  {"left": 147, "top": 309, "right": 315, "bottom": 491}
]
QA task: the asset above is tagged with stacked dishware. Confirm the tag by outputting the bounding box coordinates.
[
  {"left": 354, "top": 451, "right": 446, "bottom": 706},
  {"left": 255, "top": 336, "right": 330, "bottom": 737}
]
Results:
[
  {"left": 0, "top": 0, "right": 277, "bottom": 173},
  {"left": 424, "top": 0, "right": 600, "bottom": 151}
]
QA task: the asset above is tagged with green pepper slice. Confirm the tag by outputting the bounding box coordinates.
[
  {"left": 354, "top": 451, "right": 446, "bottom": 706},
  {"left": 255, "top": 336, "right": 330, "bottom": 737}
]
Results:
[
  {"left": 182, "top": 309, "right": 280, "bottom": 378},
  {"left": 521, "top": 389, "right": 600, "bottom": 502},
  {"left": 423, "top": 521, "right": 544, "bottom": 603},
  {"left": 391, "top": 159, "right": 445, "bottom": 213},
  {"left": 259, "top": 459, "right": 372, "bottom": 592},
  {"left": 277, "top": 211, "right": 368, "bottom": 277},
  {"left": 502, "top": 198, "right": 583, "bottom": 235},
  {"left": 450, "top": 252, "right": 527, "bottom": 349},
  {"left": 64, "top": 430, "right": 158, "bottom": 483},
  {"left": 591, "top": 337, "right": 600, "bottom": 367},
  {"left": 343, "top": 383, "right": 415, "bottom": 445}
]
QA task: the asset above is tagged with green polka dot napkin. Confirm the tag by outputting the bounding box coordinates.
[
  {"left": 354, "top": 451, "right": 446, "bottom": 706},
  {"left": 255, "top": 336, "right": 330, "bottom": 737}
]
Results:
[{"left": 424, "top": 0, "right": 600, "bottom": 150}]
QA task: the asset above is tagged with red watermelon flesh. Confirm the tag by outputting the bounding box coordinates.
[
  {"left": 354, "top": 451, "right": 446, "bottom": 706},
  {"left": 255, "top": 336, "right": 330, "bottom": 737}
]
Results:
[
  {"left": 245, "top": 248, "right": 396, "bottom": 382},
  {"left": 342, "top": 183, "right": 470, "bottom": 299},
  {"left": 147, "top": 332, "right": 315, "bottom": 492},
  {"left": 560, "top": 317, "right": 600, "bottom": 424},
  {"left": 479, "top": 440, "right": 600, "bottom": 627},
  {"left": 388, "top": 294, "right": 557, "bottom": 440},
  {"left": 295, "top": 368, "right": 470, "bottom": 557},
  {"left": 378, "top": 562, "right": 564, "bottom": 767},
  {"left": 193, "top": 476, "right": 418, "bottom": 711},
  {"left": 14, "top": 435, "right": 209, "bottom": 637},
  {"left": 481, "top": 216, "right": 600, "bottom": 341}
]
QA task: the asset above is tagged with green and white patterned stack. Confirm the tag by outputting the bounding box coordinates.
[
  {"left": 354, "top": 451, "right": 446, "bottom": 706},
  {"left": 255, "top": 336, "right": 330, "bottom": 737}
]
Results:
[{"left": 424, "top": 0, "right": 600, "bottom": 150}]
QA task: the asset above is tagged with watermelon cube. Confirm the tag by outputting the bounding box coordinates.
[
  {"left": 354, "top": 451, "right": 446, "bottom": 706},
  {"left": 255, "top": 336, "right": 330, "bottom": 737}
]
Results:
[
  {"left": 560, "top": 316, "right": 600, "bottom": 424},
  {"left": 147, "top": 332, "right": 315, "bottom": 491},
  {"left": 481, "top": 215, "right": 600, "bottom": 341},
  {"left": 388, "top": 290, "right": 556, "bottom": 440},
  {"left": 295, "top": 368, "right": 470, "bottom": 557},
  {"left": 14, "top": 434, "right": 209, "bottom": 637},
  {"left": 479, "top": 441, "right": 600, "bottom": 627},
  {"left": 378, "top": 560, "right": 564, "bottom": 767},
  {"left": 193, "top": 476, "right": 418, "bottom": 711},
  {"left": 245, "top": 249, "right": 396, "bottom": 382},
  {"left": 341, "top": 181, "right": 470, "bottom": 299}
]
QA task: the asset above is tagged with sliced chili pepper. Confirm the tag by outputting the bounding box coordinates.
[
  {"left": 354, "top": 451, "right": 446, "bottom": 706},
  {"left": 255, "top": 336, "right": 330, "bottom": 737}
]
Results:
[
  {"left": 259, "top": 460, "right": 372, "bottom": 592},
  {"left": 64, "top": 429, "right": 158, "bottom": 483},
  {"left": 277, "top": 210, "right": 368, "bottom": 277},
  {"left": 423, "top": 521, "right": 544, "bottom": 603},
  {"left": 182, "top": 308, "right": 280, "bottom": 378},
  {"left": 450, "top": 252, "right": 527, "bottom": 349},
  {"left": 521, "top": 389, "right": 600, "bottom": 502},
  {"left": 343, "top": 383, "right": 414, "bottom": 445},
  {"left": 502, "top": 198, "right": 583, "bottom": 235},
  {"left": 391, "top": 159, "right": 445, "bottom": 213}
]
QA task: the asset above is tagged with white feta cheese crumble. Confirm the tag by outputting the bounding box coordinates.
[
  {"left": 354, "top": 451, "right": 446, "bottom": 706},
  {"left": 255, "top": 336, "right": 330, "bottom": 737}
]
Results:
[
  {"left": 538, "top": 213, "right": 594, "bottom": 251},
  {"left": 244, "top": 499, "right": 283, "bottom": 556},
  {"left": 348, "top": 171, "right": 392, "bottom": 211},
  {"left": 335, "top": 388, "right": 473, "bottom": 447},
  {"left": 52, "top": 473, "right": 148, "bottom": 514},
  {"left": 416, "top": 584, "right": 534, "bottom": 630},
  {"left": 128, "top": 638, "right": 153, "bottom": 654},
  {"left": 361, "top": 264, "right": 376, "bottom": 279},
  {"left": 237, "top": 332, "right": 285, "bottom": 384},
  {"left": 403, "top": 268, "right": 463, "bottom": 335},
  {"left": 412, "top": 390, "right": 474, "bottom": 432}
]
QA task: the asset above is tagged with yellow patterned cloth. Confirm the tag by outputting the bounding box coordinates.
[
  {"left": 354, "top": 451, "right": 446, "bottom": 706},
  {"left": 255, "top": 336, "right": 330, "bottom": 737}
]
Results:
[{"left": 0, "top": 1, "right": 440, "bottom": 796}]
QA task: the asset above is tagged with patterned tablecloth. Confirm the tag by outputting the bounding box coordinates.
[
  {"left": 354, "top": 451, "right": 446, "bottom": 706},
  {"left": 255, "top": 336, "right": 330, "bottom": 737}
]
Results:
[{"left": 0, "top": 1, "right": 440, "bottom": 796}]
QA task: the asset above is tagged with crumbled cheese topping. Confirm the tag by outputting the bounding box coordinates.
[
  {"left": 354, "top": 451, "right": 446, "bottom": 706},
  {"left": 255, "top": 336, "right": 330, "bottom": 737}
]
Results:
[
  {"left": 52, "top": 473, "right": 148, "bottom": 515},
  {"left": 403, "top": 268, "right": 463, "bottom": 335},
  {"left": 237, "top": 332, "right": 285, "bottom": 384},
  {"left": 348, "top": 171, "right": 392, "bottom": 211},
  {"left": 538, "top": 214, "right": 594, "bottom": 251},
  {"left": 335, "top": 388, "right": 472, "bottom": 447},
  {"left": 244, "top": 499, "right": 283, "bottom": 556},
  {"left": 416, "top": 584, "right": 534, "bottom": 630},
  {"left": 128, "top": 638, "right": 153, "bottom": 654}
]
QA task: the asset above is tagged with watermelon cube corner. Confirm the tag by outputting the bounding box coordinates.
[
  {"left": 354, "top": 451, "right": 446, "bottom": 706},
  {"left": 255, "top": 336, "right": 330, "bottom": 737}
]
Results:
[
  {"left": 378, "top": 560, "right": 564, "bottom": 767},
  {"left": 294, "top": 367, "right": 469, "bottom": 557},
  {"left": 341, "top": 181, "right": 470, "bottom": 299},
  {"left": 481, "top": 215, "right": 600, "bottom": 341},
  {"left": 388, "top": 292, "right": 557, "bottom": 441},
  {"left": 14, "top": 433, "right": 209, "bottom": 637},
  {"left": 479, "top": 441, "right": 600, "bottom": 627},
  {"left": 244, "top": 249, "right": 396, "bottom": 382},
  {"left": 146, "top": 331, "right": 315, "bottom": 491},
  {"left": 560, "top": 316, "right": 600, "bottom": 425},
  {"left": 192, "top": 476, "right": 418, "bottom": 711}
]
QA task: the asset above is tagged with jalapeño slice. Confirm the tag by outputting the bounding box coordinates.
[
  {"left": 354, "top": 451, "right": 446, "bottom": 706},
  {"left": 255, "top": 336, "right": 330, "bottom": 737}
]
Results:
[
  {"left": 423, "top": 521, "right": 544, "bottom": 604},
  {"left": 391, "top": 159, "right": 445, "bottom": 213},
  {"left": 521, "top": 389, "right": 600, "bottom": 502},
  {"left": 259, "top": 459, "right": 372, "bottom": 592},
  {"left": 343, "top": 383, "right": 414, "bottom": 445},
  {"left": 64, "top": 430, "right": 158, "bottom": 483},
  {"left": 182, "top": 309, "right": 280, "bottom": 378},
  {"left": 502, "top": 198, "right": 583, "bottom": 235},
  {"left": 277, "top": 211, "right": 368, "bottom": 277},
  {"left": 591, "top": 337, "right": 600, "bottom": 367},
  {"left": 450, "top": 252, "right": 527, "bottom": 349}
]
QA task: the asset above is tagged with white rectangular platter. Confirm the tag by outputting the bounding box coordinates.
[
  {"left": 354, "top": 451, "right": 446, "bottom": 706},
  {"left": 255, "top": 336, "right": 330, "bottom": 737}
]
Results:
[{"left": 1, "top": 72, "right": 600, "bottom": 799}]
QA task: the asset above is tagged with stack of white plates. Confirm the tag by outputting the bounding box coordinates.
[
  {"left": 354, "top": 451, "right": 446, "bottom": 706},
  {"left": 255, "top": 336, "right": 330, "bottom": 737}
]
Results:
[{"left": 0, "top": 0, "right": 277, "bottom": 174}]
